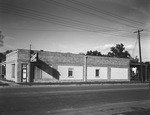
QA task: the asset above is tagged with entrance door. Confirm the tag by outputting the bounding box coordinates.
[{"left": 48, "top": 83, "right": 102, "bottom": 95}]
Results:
[{"left": 22, "top": 64, "right": 27, "bottom": 82}]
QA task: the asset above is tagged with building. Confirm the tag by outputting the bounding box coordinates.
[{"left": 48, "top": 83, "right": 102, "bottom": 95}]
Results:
[
  {"left": 5, "top": 49, "right": 130, "bottom": 83},
  {"left": 0, "top": 61, "right": 6, "bottom": 79},
  {"left": 130, "top": 62, "right": 150, "bottom": 81}
]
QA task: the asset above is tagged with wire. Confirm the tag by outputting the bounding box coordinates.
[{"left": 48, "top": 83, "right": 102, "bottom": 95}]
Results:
[
  {"left": 0, "top": 3, "right": 138, "bottom": 38},
  {"left": 141, "top": 39, "right": 150, "bottom": 42},
  {"left": 1, "top": 27, "right": 87, "bottom": 32},
  {"left": 20, "top": 44, "right": 31, "bottom": 50},
  {"left": 42, "top": 0, "right": 144, "bottom": 29},
  {"left": 1, "top": 27, "right": 136, "bottom": 39},
  {"left": 0, "top": 3, "right": 128, "bottom": 32},
  {"left": 131, "top": 39, "right": 138, "bottom": 57},
  {"left": 66, "top": 0, "right": 150, "bottom": 28},
  {"left": 0, "top": 5, "right": 101, "bottom": 32},
  {"left": 1, "top": 2, "right": 148, "bottom": 39}
]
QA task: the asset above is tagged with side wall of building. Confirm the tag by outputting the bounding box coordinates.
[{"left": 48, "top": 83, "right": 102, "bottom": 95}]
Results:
[
  {"left": 86, "top": 56, "right": 130, "bottom": 81},
  {"left": 58, "top": 65, "right": 83, "bottom": 81},
  {"left": 111, "top": 68, "right": 129, "bottom": 80},
  {"left": 17, "top": 49, "right": 84, "bottom": 82},
  {"left": 87, "top": 67, "right": 108, "bottom": 80},
  {"left": 6, "top": 51, "right": 18, "bottom": 82}
]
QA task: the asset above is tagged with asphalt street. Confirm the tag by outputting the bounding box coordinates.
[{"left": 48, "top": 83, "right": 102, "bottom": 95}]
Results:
[{"left": 0, "top": 84, "right": 150, "bottom": 115}]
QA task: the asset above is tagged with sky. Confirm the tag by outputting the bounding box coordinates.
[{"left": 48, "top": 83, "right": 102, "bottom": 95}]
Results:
[{"left": 0, "top": 0, "right": 150, "bottom": 61}]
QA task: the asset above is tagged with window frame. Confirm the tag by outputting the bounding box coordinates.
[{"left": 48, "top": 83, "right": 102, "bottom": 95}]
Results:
[
  {"left": 11, "top": 64, "right": 15, "bottom": 78},
  {"left": 68, "top": 68, "right": 74, "bottom": 78},
  {"left": 95, "top": 69, "right": 100, "bottom": 77},
  {"left": 22, "top": 64, "right": 27, "bottom": 81}
]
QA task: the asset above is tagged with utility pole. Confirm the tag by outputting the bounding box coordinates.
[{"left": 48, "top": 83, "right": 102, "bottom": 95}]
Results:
[
  {"left": 84, "top": 55, "right": 87, "bottom": 82},
  {"left": 134, "top": 29, "right": 143, "bottom": 82}
]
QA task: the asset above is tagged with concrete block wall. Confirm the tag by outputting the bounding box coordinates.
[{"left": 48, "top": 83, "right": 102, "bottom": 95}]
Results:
[
  {"left": 58, "top": 65, "right": 83, "bottom": 80},
  {"left": 86, "top": 56, "right": 130, "bottom": 81},
  {"left": 86, "top": 55, "right": 129, "bottom": 67},
  {"left": 17, "top": 49, "right": 85, "bottom": 82},
  {"left": 87, "top": 67, "right": 108, "bottom": 80},
  {"left": 6, "top": 50, "right": 18, "bottom": 82},
  {"left": 17, "top": 49, "right": 130, "bottom": 68}
]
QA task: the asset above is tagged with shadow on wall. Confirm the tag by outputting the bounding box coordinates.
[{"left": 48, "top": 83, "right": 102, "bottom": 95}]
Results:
[
  {"left": 30, "top": 60, "right": 60, "bottom": 82},
  {"left": 38, "top": 60, "right": 60, "bottom": 79}
]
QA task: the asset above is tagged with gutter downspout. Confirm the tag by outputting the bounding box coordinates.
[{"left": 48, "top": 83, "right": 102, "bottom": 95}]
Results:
[{"left": 84, "top": 55, "right": 87, "bottom": 82}]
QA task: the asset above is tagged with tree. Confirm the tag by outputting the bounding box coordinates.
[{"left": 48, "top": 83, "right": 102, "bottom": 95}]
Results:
[
  {"left": 86, "top": 50, "right": 102, "bottom": 56},
  {"left": 5, "top": 50, "right": 13, "bottom": 54},
  {"left": 107, "top": 43, "right": 131, "bottom": 58},
  {"left": 0, "top": 31, "right": 4, "bottom": 47},
  {"left": 79, "top": 52, "right": 85, "bottom": 55},
  {"left": 86, "top": 50, "right": 93, "bottom": 55},
  {"left": 0, "top": 53, "right": 5, "bottom": 62},
  {"left": 0, "top": 50, "right": 13, "bottom": 62},
  {"left": 130, "top": 56, "right": 139, "bottom": 63}
]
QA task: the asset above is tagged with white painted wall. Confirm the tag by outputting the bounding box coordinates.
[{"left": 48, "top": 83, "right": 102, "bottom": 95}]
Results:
[
  {"left": 41, "top": 70, "right": 53, "bottom": 79},
  {"left": 6, "top": 51, "right": 18, "bottom": 82},
  {"left": 111, "top": 68, "right": 128, "bottom": 80},
  {"left": 87, "top": 67, "right": 108, "bottom": 80},
  {"left": 58, "top": 65, "right": 83, "bottom": 80},
  {"left": 34, "top": 66, "right": 54, "bottom": 79}
]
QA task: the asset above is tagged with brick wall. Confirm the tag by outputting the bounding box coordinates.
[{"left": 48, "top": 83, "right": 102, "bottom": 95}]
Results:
[
  {"left": 18, "top": 49, "right": 129, "bottom": 67},
  {"left": 9, "top": 49, "right": 130, "bottom": 82},
  {"left": 86, "top": 55, "right": 129, "bottom": 67}
]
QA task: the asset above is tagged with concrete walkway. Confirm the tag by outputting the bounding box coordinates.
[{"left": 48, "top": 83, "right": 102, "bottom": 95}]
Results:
[{"left": 0, "top": 79, "right": 20, "bottom": 87}]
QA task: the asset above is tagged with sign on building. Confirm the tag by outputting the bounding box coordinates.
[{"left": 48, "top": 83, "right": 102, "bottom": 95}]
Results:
[{"left": 30, "top": 53, "right": 38, "bottom": 62}]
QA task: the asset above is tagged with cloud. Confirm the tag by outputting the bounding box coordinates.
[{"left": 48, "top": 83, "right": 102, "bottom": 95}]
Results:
[
  {"left": 103, "top": 44, "right": 114, "bottom": 50},
  {"left": 93, "top": 44, "right": 114, "bottom": 50},
  {"left": 125, "top": 45, "right": 134, "bottom": 50},
  {"left": 93, "top": 44, "right": 134, "bottom": 51}
]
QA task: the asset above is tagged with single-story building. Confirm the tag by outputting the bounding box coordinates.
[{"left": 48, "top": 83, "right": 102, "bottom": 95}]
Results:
[{"left": 5, "top": 49, "right": 130, "bottom": 83}]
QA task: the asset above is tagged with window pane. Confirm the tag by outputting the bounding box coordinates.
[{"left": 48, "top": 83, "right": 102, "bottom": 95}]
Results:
[
  {"left": 96, "top": 69, "right": 100, "bottom": 77},
  {"left": 68, "top": 68, "right": 73, "bottom": 77},
  {"left": 68, "top": 71, "right": 72, "bottom": 76},
  {"left": 12, "top": 64, "right": 15, "bottom": 78}
]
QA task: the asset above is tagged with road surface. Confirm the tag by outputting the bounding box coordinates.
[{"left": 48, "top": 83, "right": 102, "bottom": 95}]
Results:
[{"left": 0, "top": 84, "right": 150, "bottom": 115}]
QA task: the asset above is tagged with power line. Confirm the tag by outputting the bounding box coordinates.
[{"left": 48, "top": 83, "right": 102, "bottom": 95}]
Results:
[
  {"left": 0, "top": 3, "right": 138, "bottom": 38},
  {"left": 66, "top": 0, "right": 150, "bottom": 29},
  {"left": 1, "top": 27, "right": 136, "bottom": 39},
  {"left": 0, "top": 4, "right": 98, "bottom": 32},
  {"left": 131, "top": 38, "right": 138, "bottom": 57},
  {"left": 0, "top": 3, "right": 129, "bottom": 32},
  {"left": 42, "top": 0, "right": 145, "bottom": 29},
  {"left": 141, "top": 39, "right": 150, "bottom": 42},
  {"left": 1, "top": 2, "right": 148, "bottom": 40},
  {"left": 0, "top": 5, "right": 100, "bottom": 32}
]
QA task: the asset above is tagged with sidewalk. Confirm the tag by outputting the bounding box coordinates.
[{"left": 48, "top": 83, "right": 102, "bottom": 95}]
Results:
[
  {"left": 0, "top": 79, "right": 149, "bottom": 88},
  {"left": 0, "top": 79, "right": 20, "bottom": 87}
]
